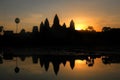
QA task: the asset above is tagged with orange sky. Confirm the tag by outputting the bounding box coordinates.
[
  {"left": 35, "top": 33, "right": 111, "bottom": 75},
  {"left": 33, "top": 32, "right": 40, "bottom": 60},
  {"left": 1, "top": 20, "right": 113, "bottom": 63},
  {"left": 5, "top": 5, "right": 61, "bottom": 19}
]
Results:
[{"left": 0, "top": 0, "right": 120, "bottom": 32}]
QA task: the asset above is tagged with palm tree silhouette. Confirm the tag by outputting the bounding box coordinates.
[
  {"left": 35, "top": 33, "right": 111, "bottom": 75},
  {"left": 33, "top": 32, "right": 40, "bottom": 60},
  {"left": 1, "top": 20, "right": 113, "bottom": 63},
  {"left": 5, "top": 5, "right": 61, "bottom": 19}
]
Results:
[{"left": 15, "top": 18, "right": 20, "bottom": 33}]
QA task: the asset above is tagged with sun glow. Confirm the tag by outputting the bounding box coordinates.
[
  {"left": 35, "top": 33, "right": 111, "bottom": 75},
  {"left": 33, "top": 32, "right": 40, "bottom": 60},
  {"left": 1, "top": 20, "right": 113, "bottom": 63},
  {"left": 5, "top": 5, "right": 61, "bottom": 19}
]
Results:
[
  {"left": 73, "top": 17, "right": 88, "bottom": 31},
  {"left": 75, "top": 23, "right": 87, "bottom": 30},
  {"left": 74, "top": 60, "right": 86, "bottom": 69},
  {"left": 75, "top": 60, "right": 86, "bottom": 64}
]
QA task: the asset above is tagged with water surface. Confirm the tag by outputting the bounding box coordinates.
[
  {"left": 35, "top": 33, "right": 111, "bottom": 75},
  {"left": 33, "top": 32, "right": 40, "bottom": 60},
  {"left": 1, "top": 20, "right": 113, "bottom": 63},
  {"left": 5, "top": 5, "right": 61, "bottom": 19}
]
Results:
[{"left": 0, "top": 48, "right": 120, "bottom": 80}]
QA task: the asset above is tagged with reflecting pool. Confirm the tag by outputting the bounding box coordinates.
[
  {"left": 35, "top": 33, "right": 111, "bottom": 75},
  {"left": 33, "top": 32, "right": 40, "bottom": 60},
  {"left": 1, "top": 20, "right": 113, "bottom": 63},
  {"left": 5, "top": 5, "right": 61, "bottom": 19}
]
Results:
[{"left": 0, "top": 48, "right": 120, "bottom": 80}]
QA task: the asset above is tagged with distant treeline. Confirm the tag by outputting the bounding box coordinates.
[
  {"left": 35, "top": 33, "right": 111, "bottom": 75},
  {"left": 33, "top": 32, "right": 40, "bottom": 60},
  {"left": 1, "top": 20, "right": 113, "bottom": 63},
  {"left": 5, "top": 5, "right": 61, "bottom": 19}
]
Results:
[{"left": 0, "top": 14, "right": 120, "bottom": 47}]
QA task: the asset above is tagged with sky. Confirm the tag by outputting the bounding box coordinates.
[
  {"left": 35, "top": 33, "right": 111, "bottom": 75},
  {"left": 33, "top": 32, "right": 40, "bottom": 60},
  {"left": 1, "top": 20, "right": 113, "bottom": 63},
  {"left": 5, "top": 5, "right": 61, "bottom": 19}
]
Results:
[{"left": 0, "top": 0, "right": 120, "bottom": 32}]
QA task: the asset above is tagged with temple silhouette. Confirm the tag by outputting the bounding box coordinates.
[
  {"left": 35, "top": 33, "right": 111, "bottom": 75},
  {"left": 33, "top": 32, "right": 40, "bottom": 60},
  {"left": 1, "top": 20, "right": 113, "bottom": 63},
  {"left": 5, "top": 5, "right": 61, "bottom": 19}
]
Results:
[{"left": 0, "top": 14, "right": 120, "bottom": 47}]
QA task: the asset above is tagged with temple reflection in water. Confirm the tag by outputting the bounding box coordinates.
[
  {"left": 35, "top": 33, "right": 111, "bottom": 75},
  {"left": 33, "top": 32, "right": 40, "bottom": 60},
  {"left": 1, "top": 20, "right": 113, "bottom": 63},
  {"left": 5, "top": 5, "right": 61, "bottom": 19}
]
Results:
[{"left": 0, "top": 48, "right": 120, "bottom": 75}]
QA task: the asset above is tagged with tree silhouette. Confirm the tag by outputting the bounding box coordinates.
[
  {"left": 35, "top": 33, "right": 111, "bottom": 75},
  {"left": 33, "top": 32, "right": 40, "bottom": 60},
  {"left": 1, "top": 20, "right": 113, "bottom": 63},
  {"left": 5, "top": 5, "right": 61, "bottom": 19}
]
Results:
[
  {"left": 86, "top": 26, "right": 96, "bottom": 32},
  {"left": 102, "top": 27, "right": 111, "bottom": 32},
  {"left": 15, "top": 18, "right": 20, "bottom": 33},
  {"left": 20, "top": 29, "right": 26, "bottom": 34}
]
